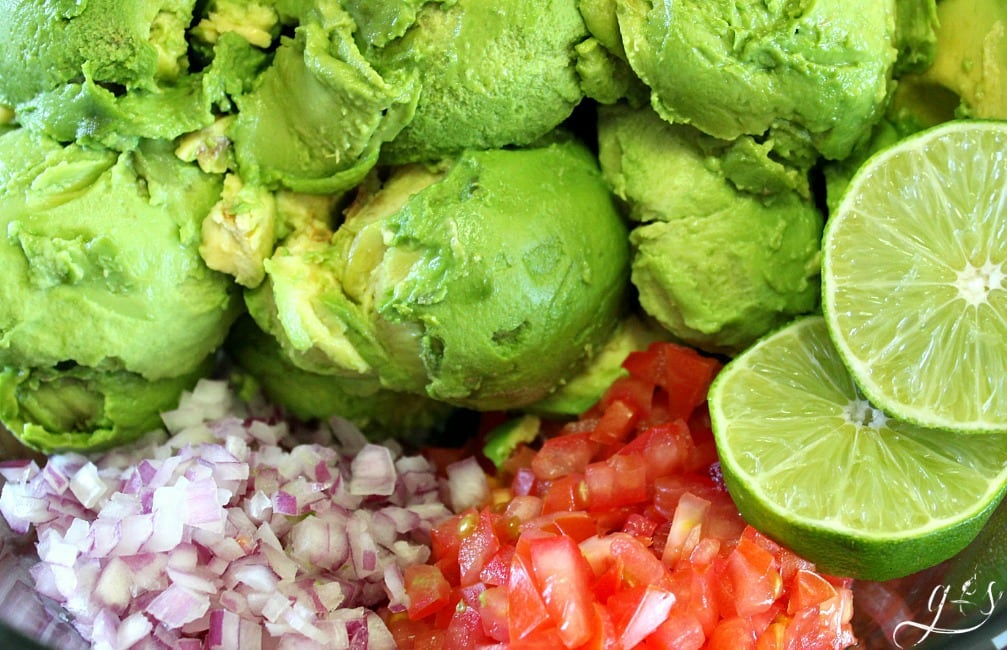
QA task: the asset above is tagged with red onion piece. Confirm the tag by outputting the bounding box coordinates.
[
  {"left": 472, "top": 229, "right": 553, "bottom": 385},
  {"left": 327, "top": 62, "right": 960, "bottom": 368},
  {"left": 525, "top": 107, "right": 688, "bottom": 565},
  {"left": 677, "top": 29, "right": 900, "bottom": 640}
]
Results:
[{"left": 0, "top": 379, "right": 471, "bottom": 648}]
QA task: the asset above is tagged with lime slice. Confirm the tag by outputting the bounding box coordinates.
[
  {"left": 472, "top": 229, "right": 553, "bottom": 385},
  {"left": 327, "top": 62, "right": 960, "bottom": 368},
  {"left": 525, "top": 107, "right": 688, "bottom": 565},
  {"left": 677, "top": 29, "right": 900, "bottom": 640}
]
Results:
[
  {"left": 709, "top": 316, "right": 1007, "bottom": 581},
  {"left": 821, "top": 120, "right": 1007, "bottom": 433}
]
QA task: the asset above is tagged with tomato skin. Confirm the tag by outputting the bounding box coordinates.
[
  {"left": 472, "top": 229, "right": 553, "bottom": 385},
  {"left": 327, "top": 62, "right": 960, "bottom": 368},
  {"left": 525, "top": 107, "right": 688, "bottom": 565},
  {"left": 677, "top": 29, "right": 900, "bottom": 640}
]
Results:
[
  {"left": 527, "top": 534, "right": 597, "bottom": 648},
  {"left": 645, "top": 609, "right": 705, "bottom": 650},
  {"left": 590, "top": 398, "right": 641, "bottom": 446},
  {"left": 404, "top": 564, "right": 453, "bottom": 620},
  {"left": 458, "top": 508, "right": 501, "bottom": 587},
  {"left": 507, "top": 552, "right": 551, "bottom": 642},
  {"left": 532, "top": 433, "right": 598, "bottom": 480}
]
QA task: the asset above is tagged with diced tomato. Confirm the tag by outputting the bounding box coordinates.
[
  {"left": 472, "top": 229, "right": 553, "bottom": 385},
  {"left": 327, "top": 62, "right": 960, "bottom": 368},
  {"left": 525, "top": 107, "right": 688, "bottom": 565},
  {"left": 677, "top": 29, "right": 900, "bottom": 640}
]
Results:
[
  {"left": 479, "top": 586, "right": 510, "bottom": 642},
  {"left": 531, "top": 433, "right": 598, "bottom": 480},
  {"left": 724, "top": 534, "right": 784, "bottom": 617},
  {"left": 645, "top": 609, "right": 706, "bottom": 650},
  {"left": 608, "top": 534, "right": 671, "bottom": 592},
  {"left": 707, "top": 616, "right": 757, "bottom": 650},
  {"left": 528, "top": 534, "right": 597, "bottom": 648},
  {"left": 607, "top": 585, "right": 677, "bottom": 648},
  {"left": 788, "top": 569, "right": 838, "bottom": 614},
  {"left": 389, "top": 341, "right": 857, "bottom": 650},
  {"left": 601, "top": 374, "right": 655, "bottom": 416},
  {"left": 585, "top": 453, "right": 648, "bottom": 511},
  {"left": 445, "top": 597, "right": 488, "bottom": 650},
  {"left": 622, "top": 343, "right": 721, "bottom": 421},
  {"left": 540, "top": 473, "right": 589, "bottom": 514},
  {"left": 589, "top": 398, "right": 641, "bottom": 445},
  {"left": 526, "top": 510, "right": 597, "bottom": 542},
  {"left": 620, "top": 420, "right": 695, "bottom": 481},
  {"left": 479, "top": 545, "right": 514, "bottom": 586},
  {"left": 507, "top": 552, "right": 551, "bottom": 642},
  {"left": 404, "top": 564, "right": 453, "bottom": 620},
  {"left": 458, "top": 509, "right": 501, "bottom": 586}
]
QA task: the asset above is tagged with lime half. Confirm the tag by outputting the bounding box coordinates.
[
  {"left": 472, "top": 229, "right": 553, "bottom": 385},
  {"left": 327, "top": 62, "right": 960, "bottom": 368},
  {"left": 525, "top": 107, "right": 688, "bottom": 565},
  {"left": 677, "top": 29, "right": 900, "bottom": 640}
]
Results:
[
  {"left": 709, "top": 316, "right": 1007, "bottom": 581},
  {"left": 822, "top": 120, "right": 1007, "bottom": 433}
]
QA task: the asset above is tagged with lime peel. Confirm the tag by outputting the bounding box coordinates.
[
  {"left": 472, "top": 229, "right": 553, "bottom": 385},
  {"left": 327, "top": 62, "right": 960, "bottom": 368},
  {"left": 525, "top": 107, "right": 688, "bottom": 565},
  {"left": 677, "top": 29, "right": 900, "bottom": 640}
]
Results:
[{"left": 709, "top": 316, "right": 1007, "bottom": 581}]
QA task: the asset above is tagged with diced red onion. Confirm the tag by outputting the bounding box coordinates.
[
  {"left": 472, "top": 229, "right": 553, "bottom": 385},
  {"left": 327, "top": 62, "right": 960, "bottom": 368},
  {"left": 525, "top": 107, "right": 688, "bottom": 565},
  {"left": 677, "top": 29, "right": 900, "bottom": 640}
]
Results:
[
  {"left": 446, "top": 455, "right": 491, "bottom": 512},
  {"left": 0, "top": 379, "right": 467, "bottom": 648}
]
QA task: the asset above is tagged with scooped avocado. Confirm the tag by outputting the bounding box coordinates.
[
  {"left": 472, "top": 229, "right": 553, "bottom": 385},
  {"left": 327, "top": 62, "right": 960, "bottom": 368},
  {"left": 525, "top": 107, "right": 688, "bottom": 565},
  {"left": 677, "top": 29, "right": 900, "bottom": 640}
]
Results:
[
  {"left": 0, "top": 128, "right": 241, "bottom": 452},
  {"left": 366, "top": 0, "right": 588, "bottom": 163},
  {"left": 0, "top": 129, "right": 241, "bottom": 379},
  {"left": 246, "top": 137, "right": 630, "bottom": 410},
  {"left": 614, "top": 0, "right": 900, "bottom": 162},
  {"left": 226, "top": 316, "right": 454, "bottom": 442},
  {"left": 228, "top": 4, "right": 419, "bottom": 193},
  {"left": 898, "top": 0, "right": 1007, "bottom": 120},
  {"left": 0, "top": 0, "right": 262, "bottom": 149},
  {"left": 598, "top": 104, "right": 822, "bottom": 354},
  {"left": 0, "top": 362, "right": 210, "bottom": 454}
]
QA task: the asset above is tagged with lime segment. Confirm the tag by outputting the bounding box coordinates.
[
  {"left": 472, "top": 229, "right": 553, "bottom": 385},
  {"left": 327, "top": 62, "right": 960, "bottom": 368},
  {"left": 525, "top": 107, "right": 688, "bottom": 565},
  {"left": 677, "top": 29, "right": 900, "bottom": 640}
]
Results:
[
  {"left": 709, "top": 316, "right": 1007, "bottom": 581},
  {"left": 822, "top": 120, "right": 1007, "bottom": 433}
]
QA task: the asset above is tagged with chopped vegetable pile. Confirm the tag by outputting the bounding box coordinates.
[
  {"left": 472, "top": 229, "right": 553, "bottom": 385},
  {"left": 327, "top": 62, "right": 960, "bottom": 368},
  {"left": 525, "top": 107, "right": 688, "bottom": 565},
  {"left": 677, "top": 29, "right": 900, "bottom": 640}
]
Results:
[
  {"left": 385, "top": 343, "right": 856, "bottom": 649},
  {"left": 1, "top": 380, "right": 454, "bottom": 648}
]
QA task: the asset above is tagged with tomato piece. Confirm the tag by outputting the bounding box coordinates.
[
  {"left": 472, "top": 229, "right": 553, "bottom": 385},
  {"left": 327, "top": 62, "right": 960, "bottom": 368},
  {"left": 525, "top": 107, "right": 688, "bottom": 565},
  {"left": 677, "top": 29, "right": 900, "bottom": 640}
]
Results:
[
  {"left": 725, "top": 534, "right": 783, "bottom": 617},
  {"left": 788, "top": 569, "right": 838, "bottom": 614},
  {"left": 540, "top": 473, "right": 589, "bottom": 514},
  {"left": 607, "top": 585, "right": 677, "bottom": 648},
  {"left": 622, "top": 343, "right": 720, "bottom": 421},
  {"left": 622, "top": 512, "right": 660, "bottom": 542},
  {"left": 458, "top": 509, "right": 501, "bottom": 586},
  {"left": 610, "top": 533, "right": 674, "bottom": 591},
  {"left": 527, "top": 534, "right": 596, "bottom": 648},
  {"left": 602, "top": 374, "right": 655, "bottom": 415},
  {"left": 480, "top": 545, "right": 514, "bottom": 586},
  {"left": 619, "top": 420, "right": 694, "bottom": 482},
  {"left": 707, "top": 616, "right": 757, "bottom": 650},
  {"left": 531, "top": 433, "right": 598, "bottom": 481},
  {"left": 479, "top": 586, "right": 510, "bottom": 643},
  {"left": 507, "top": 552, "right": 551, "bottom": 642},
  {"left": 404, "top": 564, "right": 453, "bottom": 620},
  {"left": 527, "top": 510, "right": 598, "bottom": 542},
  {"left": 645, "top": 610, "right": 706, "bottom": 650},
  {"left": 445, "top": 598, "right": 489, "bottom": 650},
  {"left": 589, "top": 398, "right": 640, "bottom": 445},
  {"left": 585, "top": 454, "right": 647, "bottom": 511}
]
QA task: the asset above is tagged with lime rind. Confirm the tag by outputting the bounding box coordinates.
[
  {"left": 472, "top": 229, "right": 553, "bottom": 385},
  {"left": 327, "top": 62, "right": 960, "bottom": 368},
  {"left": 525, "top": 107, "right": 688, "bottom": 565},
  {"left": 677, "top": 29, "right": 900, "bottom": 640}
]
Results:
[
  {"left": 709, "top": 316, "right": 1007, "bottom": 581},
  {"left": 821, "top": 120, "right": 1007, "bottom": 433}
]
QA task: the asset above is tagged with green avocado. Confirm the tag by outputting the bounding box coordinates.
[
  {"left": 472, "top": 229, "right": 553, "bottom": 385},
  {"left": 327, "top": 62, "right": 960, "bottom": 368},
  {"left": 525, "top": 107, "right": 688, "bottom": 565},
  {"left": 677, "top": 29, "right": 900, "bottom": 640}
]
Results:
[
  {"left": 229, "top": 6, "right": 420, "bottom": 193},
  {"left": 226, "top": 316, "right": 454, "bottom": 443},
  {"left": 247, "top": 137, "right": 630, "bottom": 410},
  {"left": 0, "top": 129, "right": 241, "bottom": 380},
  {"left": 598, "top": 104, "right": 822, "bottom": 355},
  {"left": 0, "top": 360, "right": 210, "bottom": 454},
  {"left": 615, "top": 0, "right": 900, "bottom": 161},
  {"left": 368, "top": 0, "right": 588, "bottom": 163},
  {"left": 0, "top": 0, "right": 257, "bottom": 148},
  {"left": 899, "top": 0, "right": 1007, "bottom": 120}
]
